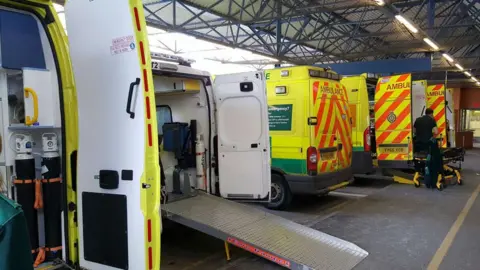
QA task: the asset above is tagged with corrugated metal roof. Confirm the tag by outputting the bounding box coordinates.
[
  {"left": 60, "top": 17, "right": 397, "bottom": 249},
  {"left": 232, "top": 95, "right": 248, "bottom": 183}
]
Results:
[{"left": 141, "top": 0, "right": 480, "bottom": 70}]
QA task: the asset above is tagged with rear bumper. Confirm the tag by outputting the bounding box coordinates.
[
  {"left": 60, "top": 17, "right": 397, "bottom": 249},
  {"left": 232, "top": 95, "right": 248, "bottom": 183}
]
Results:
[
  {"left": 352, "top": 151, "right": 374, "bottom": 174},
  {"left": 377, "top": 160, "right": 410, "bottom": 169},
  {"left": 285, "top": 167, "right": 353, "bottom": 195}
]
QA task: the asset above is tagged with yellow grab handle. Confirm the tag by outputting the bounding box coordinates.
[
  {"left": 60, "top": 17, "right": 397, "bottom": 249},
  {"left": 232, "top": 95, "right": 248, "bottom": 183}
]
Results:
[{"left": 24, "top": 87, "right": 39, "bottom": 126}]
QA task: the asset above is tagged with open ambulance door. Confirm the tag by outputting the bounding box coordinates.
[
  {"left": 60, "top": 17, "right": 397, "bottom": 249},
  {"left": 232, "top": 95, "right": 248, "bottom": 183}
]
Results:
[
  {"left": 65, "top": 1, "right": 161, "bottom": 269},
  {"left": 412, "top": 80, "right": 427, "bottom": 120},
  {"left": 426, "top": 84, "right": 447, "bottom": 147},
  {"left": 446, "top": 88, "right": 456, "bottom": 147},
  {"left": 213, "top": 72, "right": 271, "bottom": 201}
]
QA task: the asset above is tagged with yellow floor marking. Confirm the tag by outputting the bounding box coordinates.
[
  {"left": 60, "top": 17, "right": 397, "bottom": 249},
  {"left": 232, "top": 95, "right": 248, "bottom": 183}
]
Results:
[{"left": 427, "top": 183, "right": 480, "bottom": 270}]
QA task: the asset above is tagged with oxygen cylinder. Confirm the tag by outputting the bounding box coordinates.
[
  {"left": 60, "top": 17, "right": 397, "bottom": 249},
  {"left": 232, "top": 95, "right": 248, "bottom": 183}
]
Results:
[
  {"left": 13, "top": 133, "right": 38, "bottom": 259},
  {"left": 195, "top": 134, "right": 206, "bottom": 190},
  {"left": 41, "top": 133, "right": 62, "bottom": 259}
]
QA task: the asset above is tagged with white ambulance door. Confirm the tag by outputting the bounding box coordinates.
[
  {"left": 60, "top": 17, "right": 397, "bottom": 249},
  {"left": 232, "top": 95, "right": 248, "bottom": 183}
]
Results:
[
  {"left": 445, "top": 89, "right": 456, "bottom": 147},
  {"left": 213, "top": 72, "right": 271, "bottom": 201},
  {"left": 65, "top": 1, "right": 160, "bottom": 270},
  {"left": 412, "top": 80, "right": 427, "bottom": 120}
]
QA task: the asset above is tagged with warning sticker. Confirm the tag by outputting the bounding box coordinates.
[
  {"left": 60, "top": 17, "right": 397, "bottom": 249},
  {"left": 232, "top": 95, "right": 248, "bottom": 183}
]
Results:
[{"left": 110, "top": 35, "right": 136, "bottom": 55}]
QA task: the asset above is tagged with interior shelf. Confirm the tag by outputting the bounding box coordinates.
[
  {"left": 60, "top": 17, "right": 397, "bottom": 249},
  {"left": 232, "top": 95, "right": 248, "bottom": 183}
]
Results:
[{"left": 8, "top": 125, "right": 60, "bottom": 130}]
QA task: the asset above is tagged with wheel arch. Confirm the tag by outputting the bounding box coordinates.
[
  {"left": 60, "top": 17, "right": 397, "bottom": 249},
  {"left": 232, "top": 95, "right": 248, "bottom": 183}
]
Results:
[{"left": 271, "top": 166, "right": 287, "bottom": 176}]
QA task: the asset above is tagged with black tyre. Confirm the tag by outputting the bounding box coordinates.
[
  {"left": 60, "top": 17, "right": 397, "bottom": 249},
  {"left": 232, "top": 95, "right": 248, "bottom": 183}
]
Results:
[{"left": 266, "top": 173, "right": 292, "bottom": 210}]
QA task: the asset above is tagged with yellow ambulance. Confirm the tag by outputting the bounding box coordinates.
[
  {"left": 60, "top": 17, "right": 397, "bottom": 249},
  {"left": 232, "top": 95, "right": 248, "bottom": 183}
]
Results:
[
  {"left": 341, "top": 73, "right": 377, "bottom": 174},
  {"left": 266, "top": 66, "right": 353, "bottom": 209}
]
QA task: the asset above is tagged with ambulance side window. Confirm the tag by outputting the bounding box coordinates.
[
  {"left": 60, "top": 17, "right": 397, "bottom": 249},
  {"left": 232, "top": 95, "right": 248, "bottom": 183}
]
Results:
[{"left": 156, "top": 105, "right": 172, "bottom": 135}]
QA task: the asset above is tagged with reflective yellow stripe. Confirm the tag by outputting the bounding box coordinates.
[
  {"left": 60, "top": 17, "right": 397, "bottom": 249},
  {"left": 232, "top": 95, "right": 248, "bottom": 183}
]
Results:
[{"left": 129, "top": 1, "right": 162, "bottom": 269}]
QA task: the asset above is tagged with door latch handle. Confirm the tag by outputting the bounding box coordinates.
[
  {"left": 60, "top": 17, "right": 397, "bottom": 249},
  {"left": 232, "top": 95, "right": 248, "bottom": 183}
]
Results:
[
  {"left": 126, "top": 78, "right": 141, "bottom": 119},
  {"left": 308, "top": 117, "right": 318, "bottom": 126}
]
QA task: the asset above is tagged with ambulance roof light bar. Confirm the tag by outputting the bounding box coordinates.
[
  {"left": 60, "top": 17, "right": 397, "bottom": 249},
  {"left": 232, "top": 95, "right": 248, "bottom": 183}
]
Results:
[{"left": 150, "top": 52, "right": 196, "bottom": 67}]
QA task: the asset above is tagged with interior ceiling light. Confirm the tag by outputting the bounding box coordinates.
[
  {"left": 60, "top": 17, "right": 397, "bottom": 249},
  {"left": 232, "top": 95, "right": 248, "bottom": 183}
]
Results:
[
  {"left": 395, "top": 15, "right": 419, "bottom": 33},
  {"left": 455, "top": 63, "right": 464, "bottom": 71},
  {"left": 374, "top": 0, "right": 385, "bottom": 5},
  {"left": 473, "top": 77, "right": 479, "bottom": 82},
  {"left": 464, "top": 71, "right": 472, "bottom": 77},
  {"left": 442, "top": 53, "right": 454, "bottom": 62},
  {"left": 423, "top": 38, "right": 439, "bottom": 50}
]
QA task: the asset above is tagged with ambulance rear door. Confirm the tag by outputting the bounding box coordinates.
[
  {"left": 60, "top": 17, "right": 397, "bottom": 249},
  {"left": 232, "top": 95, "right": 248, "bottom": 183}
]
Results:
[
  {"left": 446, "top": 88, "right": 456, "bottom": 147},
  {"left": 374, "top": 74, "right": 413, "bottom": 167},
  {"left": 333, "top": 81, "right": 353, "bottom": 171},
  {"left": 412, "top": 80, "right": 427, "bottom": 120},
  {"left": 213, "top": 72, "right": 271, "bottom": 201},
  {"left": 426, "top": 84, "right": 447, "bottom": 147},
  {"left": 310, "top": 79, "right": 339, "bottom": 173},
  {"left": 65, "top": 0, "right": 161, "bottom": 269}
]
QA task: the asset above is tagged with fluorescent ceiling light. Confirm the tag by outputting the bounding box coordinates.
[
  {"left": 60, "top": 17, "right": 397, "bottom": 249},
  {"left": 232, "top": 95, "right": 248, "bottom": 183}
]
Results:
[
  {"left": 455, "top": 63, "right": 464, "bottom": 71},
  {"left": 442, "top": 53, "right": 454, "bottom": 62},
  {"left": 464, "top": 71, "right": 472, "bottom": 77},
  {"left": 423, "top": 38, "right": 439, "bottom": 50},
  {"left": 374, "top": 0, "right": 385, "bottom": 5},
  {"left": 473, "top": 77, "right": 479, "bottom": 82},
  {"left": 395, "top": 15, "right": 419, "bottom": 33}
]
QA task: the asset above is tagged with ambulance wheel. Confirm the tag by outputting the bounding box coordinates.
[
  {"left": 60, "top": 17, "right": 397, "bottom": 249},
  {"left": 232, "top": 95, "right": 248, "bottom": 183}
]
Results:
[{"left": 267, "top": 173, "right": 292, "bottom": 210}]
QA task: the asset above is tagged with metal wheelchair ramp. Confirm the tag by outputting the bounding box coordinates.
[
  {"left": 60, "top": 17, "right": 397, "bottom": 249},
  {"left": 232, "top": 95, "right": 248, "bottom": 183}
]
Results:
[{"left": 162, "top": 192, "right": 368, "bottom": 270}]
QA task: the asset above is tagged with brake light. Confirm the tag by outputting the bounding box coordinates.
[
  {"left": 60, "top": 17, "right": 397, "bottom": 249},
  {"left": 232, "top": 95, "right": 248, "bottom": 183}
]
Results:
[
  {"left": 307, "top": 146, "right": 318, "bottom": 175},
  {"left": 364, "top": 127, "right": 371, "bottom": 152}
]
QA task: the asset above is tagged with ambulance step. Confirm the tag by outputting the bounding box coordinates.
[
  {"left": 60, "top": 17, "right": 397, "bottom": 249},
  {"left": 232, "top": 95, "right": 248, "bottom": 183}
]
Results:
[{"left": 162, "top": 192, "right": 368, "bottom": 270}]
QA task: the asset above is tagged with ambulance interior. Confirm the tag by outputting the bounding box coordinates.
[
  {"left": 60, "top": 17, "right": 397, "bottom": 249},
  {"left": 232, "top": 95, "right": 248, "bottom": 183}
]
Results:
[
  {"left": 152, "top": 62, "right": 215, "bottom": 200},
  {"left": 0, "top": 8, "right": 65, "bottom": 265}
]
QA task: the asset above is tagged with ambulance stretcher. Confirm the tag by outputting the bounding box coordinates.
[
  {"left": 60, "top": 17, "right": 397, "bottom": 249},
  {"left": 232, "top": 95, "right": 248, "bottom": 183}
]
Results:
[
  {"left": 384, "top": 143, "right": 465, "bottom": 190},
  {"left": 412, "top": 146, "right": 465, "bottom": 190}
]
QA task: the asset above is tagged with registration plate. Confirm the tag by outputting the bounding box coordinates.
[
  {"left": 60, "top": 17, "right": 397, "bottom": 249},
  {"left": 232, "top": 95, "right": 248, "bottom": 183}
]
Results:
[
  {"left": 378, "top": 147, "right": 408, "bottom": 154},
  {"left": 320, "top": 152, "right": 336, "bottom": 160}
]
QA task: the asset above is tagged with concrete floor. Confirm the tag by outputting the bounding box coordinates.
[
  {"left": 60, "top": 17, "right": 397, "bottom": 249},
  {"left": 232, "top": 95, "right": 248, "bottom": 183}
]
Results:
[{"left": 160, "top": 150, "right": 480, "bottom": 270}]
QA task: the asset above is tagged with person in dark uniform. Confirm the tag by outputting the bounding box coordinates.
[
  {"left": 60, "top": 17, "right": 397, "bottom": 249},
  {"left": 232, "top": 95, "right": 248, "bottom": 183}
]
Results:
[
  {"left": 413, "top": 108, "right": 442, "bottom": 188},
  {"left": 413, "top": 108, "right": 438, "bottom": 152}
]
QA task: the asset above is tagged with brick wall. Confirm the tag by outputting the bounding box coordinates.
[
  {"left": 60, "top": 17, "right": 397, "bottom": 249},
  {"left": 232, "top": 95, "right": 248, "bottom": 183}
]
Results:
[{"left": 460, "top": 88, "right": 480, "bottom": 109}]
